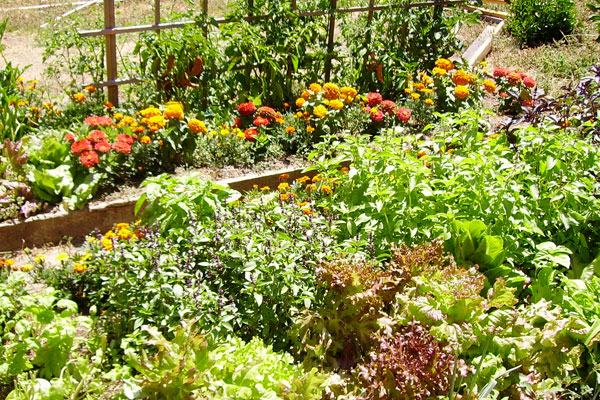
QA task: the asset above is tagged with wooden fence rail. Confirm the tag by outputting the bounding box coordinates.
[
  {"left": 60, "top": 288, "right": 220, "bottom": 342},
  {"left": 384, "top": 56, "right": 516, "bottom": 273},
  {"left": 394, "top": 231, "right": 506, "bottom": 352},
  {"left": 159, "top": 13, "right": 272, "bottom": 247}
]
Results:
[{"left": 80, "top": 0, "right": 470, "bottom": 106}]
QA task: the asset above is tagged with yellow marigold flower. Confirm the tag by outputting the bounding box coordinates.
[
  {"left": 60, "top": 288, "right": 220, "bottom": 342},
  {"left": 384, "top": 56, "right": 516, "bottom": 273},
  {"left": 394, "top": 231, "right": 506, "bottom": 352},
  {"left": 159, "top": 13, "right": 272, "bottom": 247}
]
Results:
[
  {"left": 411, "top": 92, "right": 421, "bottom": 100},
  {"left": 404, "top": 88, "right": 413, "bottom": 94},
  {"left": 118, "top": 228, "right": 133, "bottom": 240},
  {"left": 123, "top": 116, "right": 135, "bottom": 125},
  {"left": 73, "top": 93, "right": 86, "bottom": 103},
  {"left": 414, "top": 83, "right": 425, "bottom": 90},
  {"left": 74, "top": 262, "right": 87, "bottom": 273},
  {"left": 29, "top": 106, "right": 39, "bottom": 113},
  {"left": 306, "top": 184, "right": 317, "bottom": 192},
  {"left": 479, "top": 61, "right": 487, "bottom": 67},
  {"left": 260, "top": 186, "right": 270, "bottom": 191},
  {"left": 283, "top": 102, "right": 290, "bottom": 108},
  {"left": 164, "top": 101, "right": 184, "bottom": 120},
  {"left": 104, "top": 230, "right": 116, "bottom": 239},
  {"left": 340, "top": 86, "right": 357, "bottom": 98},
  {"left": 85, "top": 85, "right": 95, "bottom": 93},
  {"left": 322, "top": 83, "right": 340, "bottom": 100},
  {"left": 17, "top": 101, "right": 28, "bottom": 107},
  {"left": 454, "top": 85, "right": 470, "bottom": 100},
  {"left": 312, "top": 174, "right": 321, "bottom": 183},
  {"left": 302, "top": 207, "right": 314, "bottom": 215},
  {"left": 420, "top": 88, "right": 434, "bottom": 94},
  {"left": 307, "top": 126, "right": 315, "bottom": 133},
  {"left": 114, "top": 112, "right": 124, "bottom": 121},
  {"left": 483, "top": 79, "right": 496, "bottom": 93},
  {"left": 140, "top": 135, "right": 151, "bottom": 144},
  {"left": 220, "top": 129, "right": 229, "bottom": 137},
  {"left": 296, "top": 201, "right": 308, "bottom": 207},
  {"left": 147, "top": 115, "right": 166, "bottom": 132},
  {"left": 452, "top": 69, "right": 471, "bottom": 86},
  {"left": 286, "top": 126, "right": 296, "bottom": 134},
  {"left": 20, "top": 264, "right": 33, "bottom": 272},
  {"left": 26, "top": 85, "right": 35, "bottom": 91},
  {"left": 104, "top": 101, "right": 114, "bottom": 109},
  {"left": 278, "top": 182, "right": 290, "bottom": 191},
  {"left": 425, "top": 98, "right": 435, "bottom": 106},
  {"left": 435, "top": 58, "right": 454, "bottom": 71},
  {"left": 280, "top": 193, "right": 290, "bottom": 201},
  {"left": 296, "top": 98, "right": 306, "bottom": 107},
  {"left": 115, "top": 223, "right": 130, "bottom": 230},
  {"left": 101, "top": 238, "right": 113, "bottom": 251},
  {"left": 56, "top": 253, "right": 69, "bottom": 262},
  {"left": 309, "top": 83, "right": 322, "bottom": 92},
  {"left": 422, "top": 76, "right": 434, "bottom": 86},
  {"left": 34, "top": 254, "right": 46, "bottom": 263},
  {"left": 313, "top": 105, "right": 327, "bottom": 118},
  {"left": 140, "top": 106, "right": 161, "bottom": 118},
  {"left": 321, "top": 185, "right": 333, "bottom": 194},
  {"left": 236, "top": 130, "right": 246, "bottom": 139},
  {"left": 296, "top": 175, "right": 310, "bottom": 184},
  {"left": 301, "top": 90, "right": 311, "bottom": 100},
  {"left": 17, "top": 76, "right": 25, "bottom": 83},
  {"left": 329, "top": 99, "right": 344, "bottom": 110},
  {"left": 188, "top": 119, "right": 207, "bottom": 134}
]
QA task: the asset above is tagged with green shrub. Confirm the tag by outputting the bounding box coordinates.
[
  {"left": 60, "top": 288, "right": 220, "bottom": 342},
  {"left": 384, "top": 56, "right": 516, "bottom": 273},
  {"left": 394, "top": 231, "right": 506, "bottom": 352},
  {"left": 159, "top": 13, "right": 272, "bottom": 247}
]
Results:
[{"left": 508, "top": 0, "right": 576, "bottom": 46}]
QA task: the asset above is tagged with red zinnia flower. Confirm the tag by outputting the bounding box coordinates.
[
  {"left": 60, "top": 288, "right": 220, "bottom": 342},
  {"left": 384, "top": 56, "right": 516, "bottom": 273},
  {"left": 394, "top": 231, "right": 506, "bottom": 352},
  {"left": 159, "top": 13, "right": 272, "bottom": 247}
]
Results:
[
  {"left": 380, "top": 100, "right": 397, "bottom": 115},
  {"left": 367, "top": 92, "right": 383, "bottom": 107},
  {"left": 253, "top": 117, "right": 269, "bottom": 126},
  {"left": 493, "top": 67, "right": 508, "bottom": 78},
  {"left": 80, "top": 150, "right": 99, "bottom": 168},
  {"left": 507, "top": 72, "right": 522, "bottom": 86},
  {"left": 370, "top": 109, "right": 385, "bottom": 122},
  {"left": 71, "top": 139, "right": 92, "bottom": 154},
  {"left": 116, "top": 134, "right": 134, "bottom": 145},
  {"left": 523, "top": 76, "right": 536, "bottom": 88},
  {"left": 396, "top": 108, "right": 411, "bottom": 122},
  {"left": 235, "top": 117, "right": 242, "bottom": 128},
  {"left": 88, "top": 129, "right": 108, "bottom": 143},
  {"left": 64, "top": 133, "right": 75, "bottom": 143},
  {"left": 238, "top": 102, "right": 256, "bottom": 117},
  {"left": 244, "top": 128, "right": 259, "bottom": 142},
  {"left": 94, "top": 142, "right": 111, "bottom": 153},
  {"left": 84, "top": 115, "right": 114, "bottom": 127},
  {"left": 112, "top": 141, "right": 132, "bottom": 154}
]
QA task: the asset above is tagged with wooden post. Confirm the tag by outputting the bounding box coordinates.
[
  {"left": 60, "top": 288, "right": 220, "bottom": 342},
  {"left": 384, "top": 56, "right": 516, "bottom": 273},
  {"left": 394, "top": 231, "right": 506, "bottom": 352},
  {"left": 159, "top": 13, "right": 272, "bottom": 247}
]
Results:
[
  {"left": 154, "top": 0, "right": 160, "bottom": 32},
  {"left": 104, "top": 0, "right": 119, "bottom": 106},
  {"left": 324, "top": 0, "right": 337, "bottom": 82},
  {"left": 433, "top": 0, "right": 443, "bottom": 19}
]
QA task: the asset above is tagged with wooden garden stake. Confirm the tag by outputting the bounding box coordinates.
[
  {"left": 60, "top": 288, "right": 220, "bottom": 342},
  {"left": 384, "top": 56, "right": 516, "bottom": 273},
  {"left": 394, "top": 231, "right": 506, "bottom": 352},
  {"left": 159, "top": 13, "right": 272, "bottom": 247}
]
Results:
[
  {"left": 104, "top": 0, "right": 119, "bottom": 106},
  {"left": 325, "top": 0, "right": 337, "bottom": 82}
]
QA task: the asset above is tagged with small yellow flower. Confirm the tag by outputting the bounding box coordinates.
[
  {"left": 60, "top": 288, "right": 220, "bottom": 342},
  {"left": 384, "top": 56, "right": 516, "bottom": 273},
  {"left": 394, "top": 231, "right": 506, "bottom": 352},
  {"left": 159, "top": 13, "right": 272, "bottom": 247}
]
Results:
[
  {"left": 55, "top": 252, "right": 69, "bottom": 262},
  {"left": 260, "top": 186, "right": 270, "bottom": 192},
  {"left": 16, "top": 76, "right": 25, "bottom": 83},
  {"left": 313, "top": 105, "right": 327, "bottom": 118},
  {"left": 425, "top": 98, "right": 434, "bottom": 106},
  {"left": 296, "top": 175, "right": 310, "bottom": 184},
  {"left": 307, "top": 126, "right": 315, "bottom": 133},
  {"left": 104, "top": 230, "right": 116, "bottom": 239},
  {"left": 140, "top": 135, "right": 152, "bottom": 144},
  {"left": 321, "top": 185, "right": 333, "bottom": 194},
  {"left": 73, "top": 93, "right": 86, "bottom": 103},
  {"left": 85, "top": 85, "right": 96, "bottom": 93},
  {"left": 411, "top": 92, "right": 421, "bottom": 100},
  {"left": 34, "top": 254, "right": 46, "bottom": 263},
  {"left": 278, "top": 182, "right": 290, "bottom": 191},
  {"left": 286, "top": 126, "right": 296, "bottom": 134},
  {"left": 296, "top": 98, "right": 306, "bottom": 107},
  {"left": 20, "top": 264, "right": 33, "bottom": 272}
]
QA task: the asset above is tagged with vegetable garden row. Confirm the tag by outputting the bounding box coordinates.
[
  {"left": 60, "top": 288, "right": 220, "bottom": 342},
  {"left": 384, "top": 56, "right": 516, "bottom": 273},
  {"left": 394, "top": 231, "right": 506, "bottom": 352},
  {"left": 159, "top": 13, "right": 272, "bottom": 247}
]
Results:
[{"left": 2, "top": 0, "right": 600, "bottom": 398}]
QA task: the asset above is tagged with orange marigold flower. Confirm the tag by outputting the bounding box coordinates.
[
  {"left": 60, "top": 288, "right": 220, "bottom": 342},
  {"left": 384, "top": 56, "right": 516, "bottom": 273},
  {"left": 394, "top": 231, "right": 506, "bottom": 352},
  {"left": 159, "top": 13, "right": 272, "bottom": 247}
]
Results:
[
  {"left": 279, "top": 173, "right": 290, "bottom": 182},
  {"left": 411, "top": 92, "right": 421, "bottom": 100},
  {"left": 286, "top": 126, "right": 296, "bottom": 134},
  {"left": 483, "top": 79, "right": 496, "bottom": 93},
  {"left": 104, "top": 101, "right": 114, "bottom": 109},
  {"left": 425, "top": 98, "right": 434, "bottom": 106},
  {"left": 164, "top": 101, "right": 184, "bottom": 120},
  {"left": 454, "top": 85, "right": 470, "bottom": 100},
  {"left": 452, "top": 69, "right": 471, "bottom": 86},
  {"left": 140, "top": 135, "right": 151, "bottom": 144},
  {"left": 309, "top": 83, "right": 322, "bottom": 92},
  {"left": 307, "top": 126, "right": 315, "bottom": 133},
  {"left": 321, "top": 185, "right": 333, "bottom": 194},
  {"left": 306, "top": 184, "right": 317, "bottom": 192},
  {"left": 85, "top": 85, "right": 95, "bottom": 93},
  {"left": 188, "top": 118, "right": 208, "bottom": 134},
  {"left": 302, "top": 90, "right": 311, "bottom": 100},
  {"left": 74, "top": 262, "right": 87, "bottom": 273},
  {"left": 278, "top": 182, "right": 290, "bottom": 191},
  {"left": 435, "top": 58, "right": 454, "bottom": 71},
  {"left": 329, "top": 99, "right": 344, "bottom": 110},
  {"left": 340, "top": 86, "right": 357, "bottom": 99},
  {"left": 73, "top": 93, "right": 86, "bottom": 103},
  {"left": 322, "top": 83, "right": 340, "bottom": 100},
  {"left": 296, "top": 98, "right": 306, "bottom": 107},
  {"left": 296, "top": 175, "right": 310, "bottom": 184},
  {"left": 302, "top": 207, "right": 314, "bottom": 215},
  {"left": 280, "top": 193, "right": 290, "bottom": 201}
]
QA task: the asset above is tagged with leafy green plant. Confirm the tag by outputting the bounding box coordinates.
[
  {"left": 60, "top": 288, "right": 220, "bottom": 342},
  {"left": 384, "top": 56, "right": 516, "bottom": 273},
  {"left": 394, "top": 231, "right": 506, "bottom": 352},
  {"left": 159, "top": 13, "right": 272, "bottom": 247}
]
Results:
[
  {"left": 124, "top": 322, "right": 327, "bottom": 399},
  {"left": 508, "top": 0, "right": 576, "bottom": 46},
  {"left": 590, "top": 0, "right": 600, "bottom": 43},
  {"left": 0, "top": 272, "right": 92, "bottom": 389}
]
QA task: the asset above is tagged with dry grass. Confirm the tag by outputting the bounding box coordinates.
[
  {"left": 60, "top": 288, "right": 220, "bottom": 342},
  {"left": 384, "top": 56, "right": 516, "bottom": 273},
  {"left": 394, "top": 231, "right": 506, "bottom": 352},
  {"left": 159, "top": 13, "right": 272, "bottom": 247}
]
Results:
[{"left": 485, "top": 0, "right": 600, "bottom": 96}]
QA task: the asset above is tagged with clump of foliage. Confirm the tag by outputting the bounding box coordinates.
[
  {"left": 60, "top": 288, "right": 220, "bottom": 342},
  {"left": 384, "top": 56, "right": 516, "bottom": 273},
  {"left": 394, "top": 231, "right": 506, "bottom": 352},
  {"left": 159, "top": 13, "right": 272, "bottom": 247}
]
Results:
[
  {"left": 507, "top": 0, "right": 576, "bottom": 46},
  {"left": 356, "top": 322, "right": 456, "bottom": 400},
  {"left": 124, "top": 322, "right": 326, "bottom": 399}
]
